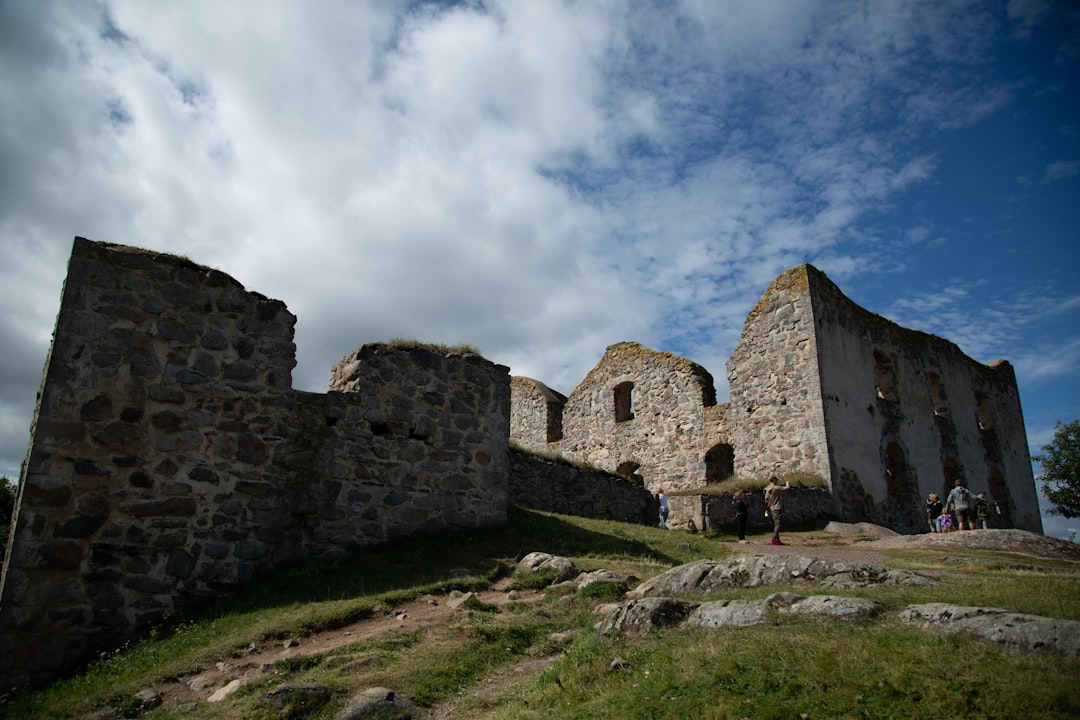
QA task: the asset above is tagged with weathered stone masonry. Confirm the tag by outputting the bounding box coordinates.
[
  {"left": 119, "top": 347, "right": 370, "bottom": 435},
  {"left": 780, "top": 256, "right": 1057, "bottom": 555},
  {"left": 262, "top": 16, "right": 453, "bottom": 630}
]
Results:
[
  {"left": 511, "top": 265, "right": 1041, "bottom": 537},
  {"left": 0, "top": 238, "right": 510, "bottom": 689},
  {"left": 0, "top": 241, "right": 1043, "bottom": 690}
]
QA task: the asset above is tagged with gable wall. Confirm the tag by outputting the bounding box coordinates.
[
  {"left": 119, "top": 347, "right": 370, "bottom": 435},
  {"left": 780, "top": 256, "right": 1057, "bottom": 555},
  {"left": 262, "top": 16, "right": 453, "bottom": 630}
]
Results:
[{"left": 554, "top": 342, "right": 719, "bottom": 495}]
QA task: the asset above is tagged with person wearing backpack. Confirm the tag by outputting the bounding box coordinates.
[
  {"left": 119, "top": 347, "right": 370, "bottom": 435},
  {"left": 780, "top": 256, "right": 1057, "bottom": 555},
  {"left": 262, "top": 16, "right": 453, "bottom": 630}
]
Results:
[
  {"left": 974, "top": 493, "right": 990, "bottom": 529},
  {"left": 945, "top": 479, "right": 975, "bottom": 531}
]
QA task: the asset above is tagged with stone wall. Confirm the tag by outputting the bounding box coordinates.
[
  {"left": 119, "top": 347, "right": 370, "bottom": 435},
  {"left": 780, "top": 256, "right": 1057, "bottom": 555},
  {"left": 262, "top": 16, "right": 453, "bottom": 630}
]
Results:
[
  {"left": 508, "top": 448, "right": 655, "bottom": 525},
  {"left": 551, "top": 342, "right": 723, "bottom": 495},
  {"left": 0, "top": 238, "right": 509, "bottom": 690},
  {"left": 509, "top": 377, "right": 566, "bottom": 453},
  {"left": 510, "top": 264, "right": 1041, "bottom": 537},
  {"left": 797, "top": 266, "right": 1040, "bottom": 533},
  {"left": 698, "top": 488, "right": 835, "bottom": 534},
  {"left": 725, "top": 267, "right": 831, "bottom": 482}
]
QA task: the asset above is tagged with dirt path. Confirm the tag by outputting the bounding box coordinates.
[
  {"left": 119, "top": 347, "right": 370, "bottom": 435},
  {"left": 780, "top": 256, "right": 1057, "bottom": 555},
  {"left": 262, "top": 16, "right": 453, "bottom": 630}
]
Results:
[{"left": 148, "top": 581, "right": 545, "bottom": 709}]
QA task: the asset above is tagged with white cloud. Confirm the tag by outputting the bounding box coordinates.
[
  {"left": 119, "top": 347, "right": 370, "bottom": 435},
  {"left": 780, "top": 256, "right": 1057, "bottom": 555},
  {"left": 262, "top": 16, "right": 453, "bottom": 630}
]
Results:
[
  {"left": 0, "top": 0, "right": 1073, "bottom": 503},
  {"left": 1043, "top": 161, "right": 1080, "bottom": 184}
]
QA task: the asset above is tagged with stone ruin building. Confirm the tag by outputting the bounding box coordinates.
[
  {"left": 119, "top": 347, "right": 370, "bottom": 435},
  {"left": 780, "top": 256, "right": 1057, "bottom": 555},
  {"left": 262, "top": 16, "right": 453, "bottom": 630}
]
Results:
[
  {"left": 510, "top": 264, "right": 1042, "bottom": 537},
  {"left": 0, "top": 238, "right": 511, "bottom": 689},
  {"left": 0, "top": 238, "right": 1042, "bottom": 690}
]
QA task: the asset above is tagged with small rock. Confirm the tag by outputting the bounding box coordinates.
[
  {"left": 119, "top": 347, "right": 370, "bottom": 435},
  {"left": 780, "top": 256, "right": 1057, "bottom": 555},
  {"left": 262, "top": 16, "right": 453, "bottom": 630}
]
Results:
[
  {"left": 608, "top": 657, "right": 631, "bottom": 672},
  {"left": 446, "top": 592, "right": 477, "bottom": 610},
  {"left": 263, "top": 683, "right": 331, "bottom": 713},
  {"left": 132, "top": 689, "right": 161, "bottom": 709},
  {"left": 208, "top": 678, "right": 248, "bottom": 703},
  {"left": 332, "top": 686, "right": 424, "bottom": 720}
]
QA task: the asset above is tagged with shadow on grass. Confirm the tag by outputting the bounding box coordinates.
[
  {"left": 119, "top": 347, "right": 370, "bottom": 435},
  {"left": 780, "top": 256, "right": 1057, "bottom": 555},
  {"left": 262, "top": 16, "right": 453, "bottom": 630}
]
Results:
[{"left": 183, "top": 505, "right": 681, "bottom": 619}]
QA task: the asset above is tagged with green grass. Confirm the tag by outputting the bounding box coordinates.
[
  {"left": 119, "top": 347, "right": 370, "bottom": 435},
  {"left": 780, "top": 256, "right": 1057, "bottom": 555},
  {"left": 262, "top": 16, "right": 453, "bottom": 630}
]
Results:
[
  {"left": 3, "top": 506, "right": 1078, "bottom": 719},
  {"left": 383, "top": 337, "right": 483, "bottom": 356},
  {"left": 676, "top": 471, "right": 829, "bottom": 496}
]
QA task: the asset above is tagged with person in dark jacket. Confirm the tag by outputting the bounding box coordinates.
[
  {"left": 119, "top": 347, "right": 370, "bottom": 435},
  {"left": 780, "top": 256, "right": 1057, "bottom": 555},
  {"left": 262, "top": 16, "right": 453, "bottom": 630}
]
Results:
[{"left": 732, "top": 490, "right": 749, "bottom": 543}]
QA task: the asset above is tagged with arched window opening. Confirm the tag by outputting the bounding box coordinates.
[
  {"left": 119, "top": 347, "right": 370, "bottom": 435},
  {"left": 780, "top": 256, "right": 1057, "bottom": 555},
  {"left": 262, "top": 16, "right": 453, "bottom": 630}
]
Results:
[
  {"left": 874, "top": 350, "right": 898, "bottom": 402},
  {"left": 929, "top": 372, "right": 948, "bottom": 417},
  {"left": 705, "top": 444, "right": 735, "bottom": 484},
  {"left": 943, "top": 456, "right": 962, "bottom": 493},
  {"left": 614, "top": 381, "right": 635, "bottom": 423},
  {"left": 975, "top": 392, "right": 993, "bottom": 431},
  {"left": 885, "top": 442, "right": 907, "bottom": 496},
  {"left": 988, "top": 467, "right": 1011, "bottom": 525},
  {"left": 616, "top": 461, "right": 644, "bottom": 485}
]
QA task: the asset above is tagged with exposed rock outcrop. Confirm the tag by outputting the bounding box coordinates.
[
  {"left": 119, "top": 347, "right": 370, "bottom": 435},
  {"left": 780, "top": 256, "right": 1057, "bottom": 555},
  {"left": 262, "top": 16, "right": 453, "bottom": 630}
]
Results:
[
  {"left": 628, "top": 555, "right": 935, "bottom": 598},
  {"left": 899, "top": 603, "right": 1080, "bottom": 658}
]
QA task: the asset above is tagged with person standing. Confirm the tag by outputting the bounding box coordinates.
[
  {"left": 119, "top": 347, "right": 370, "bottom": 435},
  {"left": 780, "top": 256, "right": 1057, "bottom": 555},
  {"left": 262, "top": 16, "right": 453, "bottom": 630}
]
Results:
[
  {"left": 926, "top": 493, "right": 943, "bottom": 533},
  {"left": 658, "top": 493, "right": 669, "bottom": 529},
  {"left": 945, "top": 479, "right": 975, "bottom": 531},
  {"left": 974, "top": 493, "right": 990, "bottom": 529},
  {"left": 732, "top": 490, "right": 749, "bottom": 543},
  {"left": 764, "top": 476, "right": 791, "bottom": 546}
]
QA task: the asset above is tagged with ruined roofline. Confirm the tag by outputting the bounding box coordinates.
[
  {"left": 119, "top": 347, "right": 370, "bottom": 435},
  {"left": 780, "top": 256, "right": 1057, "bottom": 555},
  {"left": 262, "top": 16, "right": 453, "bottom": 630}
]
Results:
[
  {"left": 756, "top": 263, "right": 1015, "bottom": 373},
  {"left": 511, "top": 376, "right": 568, "bottom": 403},
  {"left": 73, "top": 236, "right": 259, "bottom": 299},
  {"left": 575, "top": 341, "right": 718, "bottom": 407}
]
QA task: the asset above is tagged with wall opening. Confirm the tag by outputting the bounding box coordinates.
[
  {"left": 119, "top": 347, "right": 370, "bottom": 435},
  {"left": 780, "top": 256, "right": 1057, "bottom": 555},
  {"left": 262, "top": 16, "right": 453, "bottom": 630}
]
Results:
[
  {"left": 988, "top": 467, "right": 1011, "bottom": 526},
  {"left": 704, "top": 443, "right": 735, "bottom": 484},
  {"left": 614, "top": 381, "right": 635, "bottom": 423},
  {"left": 975, "top": 392, "right": 993, "bottom": 431},
  {"left": 943, "top": 456, "right": 962, "bottom": 492},
  {"left": 545, "top": 402, "right": 563, "bottom": 443},
  {"left": 884, "top": 442, "right": 908, "bottom": 496},
  {"left": 928, "top": 372, "right": 948, "bottom": 417},
  {"left": 873, "top": 350, "right": 898, "bottom": 402},
  {"left": 616, "top": 460, "right": 644, "bottom": 485}
]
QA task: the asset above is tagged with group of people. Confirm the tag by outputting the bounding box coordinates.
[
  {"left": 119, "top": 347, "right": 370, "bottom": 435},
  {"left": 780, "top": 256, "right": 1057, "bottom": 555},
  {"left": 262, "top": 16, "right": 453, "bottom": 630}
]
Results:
[
  {"left": 660, "top": 476, "right": 791, "bottom": 545},
  {"left": 926, "top": 479, "right": 998, "bottom": 532},
  {"left": 731, "top": 476, "right": 790, "bottom": 544},
  {"left": 658, "top": 475, "right": 998, "bottom": 543}
]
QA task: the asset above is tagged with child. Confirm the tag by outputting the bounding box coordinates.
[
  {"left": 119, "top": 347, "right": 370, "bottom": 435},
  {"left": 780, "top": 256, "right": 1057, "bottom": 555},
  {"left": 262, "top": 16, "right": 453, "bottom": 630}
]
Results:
[
  {"left": 939, "top": 509, "right": 955, "bottom": 533},
  {"left": 974, "top": 494, "right": 990, "bottom": 529}
]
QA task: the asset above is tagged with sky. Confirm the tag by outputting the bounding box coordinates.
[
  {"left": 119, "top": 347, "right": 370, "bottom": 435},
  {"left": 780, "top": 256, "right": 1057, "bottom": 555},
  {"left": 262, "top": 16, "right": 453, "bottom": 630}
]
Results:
[{"left": 1, "top": 0, "right": 1077, "bottom": 539}]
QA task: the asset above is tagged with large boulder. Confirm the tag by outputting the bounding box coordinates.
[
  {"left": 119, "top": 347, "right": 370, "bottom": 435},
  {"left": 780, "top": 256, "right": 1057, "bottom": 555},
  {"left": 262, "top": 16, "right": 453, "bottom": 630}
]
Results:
[
  {"left": 516, "top": 552, "right": 581, "bottom": 583},
  {"left": 628, "top": 555, "right": 933, "bottom": 598},
  {"left": 899, "top": 603, "right": 1080, "bottom": 658},
  {"left": 596, "top": 597, "right": 699, "bottom": 637},
  {"left": 767, "top": 592, "right": 883, "bottom": 619}
]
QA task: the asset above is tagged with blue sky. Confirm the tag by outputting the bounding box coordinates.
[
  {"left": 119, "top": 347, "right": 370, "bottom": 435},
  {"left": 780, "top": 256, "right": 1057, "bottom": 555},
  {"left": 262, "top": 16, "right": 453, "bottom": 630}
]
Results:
[{"left": 1, "top": 1, "right": 1077, "bottom": 538}]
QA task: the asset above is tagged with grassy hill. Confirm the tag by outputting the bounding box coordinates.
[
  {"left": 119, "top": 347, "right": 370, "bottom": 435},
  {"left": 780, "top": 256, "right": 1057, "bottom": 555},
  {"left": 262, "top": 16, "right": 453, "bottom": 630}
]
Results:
[{"left": 4, "top": 505, "right": 1079, "bottom": 719}]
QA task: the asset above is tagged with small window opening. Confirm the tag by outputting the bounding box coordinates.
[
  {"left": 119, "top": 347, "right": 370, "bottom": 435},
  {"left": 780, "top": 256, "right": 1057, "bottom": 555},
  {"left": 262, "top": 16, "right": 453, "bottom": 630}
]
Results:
[
  {"left": 873, "top": 350, "right": 898, "bottom": 402},
  {"left": 614, "top": 381, "right": 635, "bottom": 422},
  {"left": 546, "top": 401, "right": 563, "bottom": 443},
  {"left": 705, "top": 444, "right": 735, "bottom": 484},
  {"left": 943, "top": 456, "right": 962, "bottom": 492},
  {"left": 885, "top": 442, "right": 909, "bottom": 496},
  {"left": 929, "top": 372, "right": 948, "bottom": 416},
  {"left": 975, "top": 392, "right": 993, "bottom": 431},
  {"left": 616, "top": 461, "right": 643, "bottom": 485}
]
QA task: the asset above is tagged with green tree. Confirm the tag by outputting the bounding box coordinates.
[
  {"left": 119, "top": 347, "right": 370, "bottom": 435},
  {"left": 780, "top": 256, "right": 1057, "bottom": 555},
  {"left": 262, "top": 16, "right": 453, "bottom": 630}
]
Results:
[
  {"left": 1, "top": 475, "right": 15, "bottom": 561},
  {"left": 1035, "top": 419, "right": 1080, "bottom": 519}
]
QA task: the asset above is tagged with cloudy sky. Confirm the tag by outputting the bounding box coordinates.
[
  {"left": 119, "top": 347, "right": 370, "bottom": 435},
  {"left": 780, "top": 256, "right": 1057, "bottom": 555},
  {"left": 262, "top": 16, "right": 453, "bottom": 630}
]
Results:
[{"left": 1, "top": 1, "right": 1077, "bottom": 537}]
